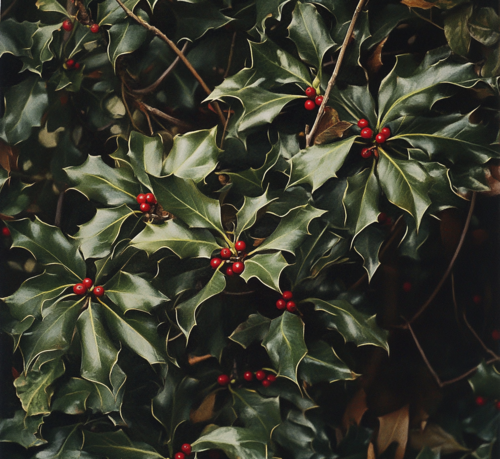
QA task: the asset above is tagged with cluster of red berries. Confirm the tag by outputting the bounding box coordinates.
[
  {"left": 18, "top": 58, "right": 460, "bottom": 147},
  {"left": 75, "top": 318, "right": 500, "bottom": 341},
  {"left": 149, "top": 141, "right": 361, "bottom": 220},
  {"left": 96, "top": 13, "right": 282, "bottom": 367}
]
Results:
[
  {"left": 276, "top": 290, "right": 296, "bottom": 312},
  {"left": 173, "top": 443, "right": 192, "bottom": 459},
  {"left": 136, "top": 193, "right": 157, "bottom": 213},
  {"left": 65, "top": 59, "right": 81, "bottom": 70},
  {"left": 1, "top": 227, "right": 10, "bottom": 237},
  {"left": 304, "top": 87, "right": 323, "bottom": 111},
  {"left": 377, "top": 212, "right": 393, "bottom": 227},
  {"left": 62, "top": 19, "right": 100, "bottom": 34},
  {"left": 475, "top": 396, "right": 500, "bottom": 410},
  {"left": 358, "top": 119, "right": 391, "bottom": 159},
  {"left": 210, "top": 240, "right": 246, "bottom": 276},
  {"left": 73, "top": 278, "right": 104, "bottom": 297},
  {"left": 243, "top": 369, "right": 276, "bottom": 387}
]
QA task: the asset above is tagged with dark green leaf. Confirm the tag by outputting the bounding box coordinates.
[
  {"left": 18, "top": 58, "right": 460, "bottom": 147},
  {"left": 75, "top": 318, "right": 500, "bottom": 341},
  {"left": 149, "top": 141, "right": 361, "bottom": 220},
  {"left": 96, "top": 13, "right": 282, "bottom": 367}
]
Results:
[
  {"left": 267, "top": 187, "right": 311, "bottom": 218},
  {"left": 0, "top": 19, "right": 37, "bottom": 60},
  {"left": 33, "top": 424, "right": 96, "bottom": 459},
  {"left": 97, "top": 0, "right": 141, "bottom": 26},
  {"left": 235, "top": 189, "right": 278, "bottom": 239},
  {"left": 444, "top": 4, "right": 473, "bottom": 56},
  {"left": 329, "top": 84, "right": 378, "bottom": 126},
  {"left": 254, "top": 0, "right": 294, "bottom": 33},
  {"left": 229, "top": 313, "right": 272, "bottom": 348},
  {"left": 468, "top": 362, "right": 500, "bottom": 399},
  {"left": 0, "top": 411, "right": 45, "bottom": 448},
  {"left": 241, "top": 252, "right": 288, "bottom": 292},
  {"left": 36, "top": 0, "right": 69, "bottom": 15},
  {"left": 127, "top": 131, "right": 163, "bottom": 188},
  {"left": 20, "top": 23, "right": 60, "bottom": 75},
  {"left": 468, "top": 8, "right": 500, "bottom": 47},
  {"left": 52, "top": 378, "right": 92, "bottom": 415},
  {"left": 353, "top": 225, "right": 386, "bottom": 280},
  {"left": 108, "top": 17, "right": 148, "bottom": 71}
]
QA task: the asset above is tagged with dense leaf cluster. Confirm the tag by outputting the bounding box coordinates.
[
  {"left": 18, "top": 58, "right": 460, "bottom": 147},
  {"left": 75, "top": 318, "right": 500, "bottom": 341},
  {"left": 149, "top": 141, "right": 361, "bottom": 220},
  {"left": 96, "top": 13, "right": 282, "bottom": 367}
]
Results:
[{"left": 0, "top": 0, "right": 499, "bottom": 458}]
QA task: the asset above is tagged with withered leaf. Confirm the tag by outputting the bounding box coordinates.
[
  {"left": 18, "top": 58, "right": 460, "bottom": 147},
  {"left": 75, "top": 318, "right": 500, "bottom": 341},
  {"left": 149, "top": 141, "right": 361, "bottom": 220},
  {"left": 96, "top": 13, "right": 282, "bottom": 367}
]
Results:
[
  {"left": 367, "top": 37, "right": 388, "bottom": 75},
  {"left": 190, "top": 391, "right": 217, "bottom": 423},
  {"left": 314, "top": 107, "right": 353, "bottom": 145},
  {"left": 377, "top": 404, "right": 409, "bottom": 459},
  {"left": 410, "top": 423, "right": 470, "bottom": 454},
  {"left": 342, "top": 388, "right": 368, "bottom": 431}
]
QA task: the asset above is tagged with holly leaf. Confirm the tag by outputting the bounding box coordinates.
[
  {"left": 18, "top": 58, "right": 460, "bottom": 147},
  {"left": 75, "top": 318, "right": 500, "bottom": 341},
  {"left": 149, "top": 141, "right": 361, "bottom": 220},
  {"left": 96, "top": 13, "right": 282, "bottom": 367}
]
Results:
[
  {"left": 229, "top": 313, "right": 272, "bottom": 348},
  {"left": 0, "top": 75, "right": 48, "bottom": 145},
  {"left": 104, "top": 271, "right": 169, "bottom": 314},
  {"left": 288, "top": 136, "right": 356, "bottom": 192},
  {"left": 308, "top": 298, "right": 389, "bottom": 350},
  {"left": 377, "top": 149, "right": 431, "bottom": 229},
  {"left": 267, "top": 187, "right": 311, "bottom": 218},
  {"left": 32, "top": 424, "right": 96, "bottom": 459},
  {"left": 468, "top": 8, "right": 500, "bottom": 47},
  {"left": 262, "top": 312, "right": 307, "bottom": 384},
  {"left": 35, "top": 0, "right": 69, "bottom": 15},
  {"left": 127, "top": 131, "right": 163, "bottom": 189},
  {"left": 108, "top": 17, "right": 148, "bottom": 71},
  {"left": 176, "top": 270, "right": 226, "bottom": 339},
  {"left": 252, "top": 205, "right": 325, "bottom": 255},
  {"left": 163, "top": 127, "right": 221, "bottom": 182},
  {"left": 0, "top": 410, "right": 45, "bottom": 449},
  {"left": 20, "top": 23, "right": 60, "bottom": 76},
  {"left": 0, "top": 19, "right": 38, "bottom": 61},
  {"left": 149, "top": 174, "right": 225, "bottom": 236},
  {"left": 329, "top": 84, "right": 378, "bottom": 126},
  {"left": 241, "top": 252, "right": 288, "bottom": 293},
  {"left": 468, "top": 362, "right": 500, "bottom": 399},
  {"left": 254, "top": 0, "right": 294, "bottom": 32},
  {"left": 298, "top": 340, "right": 356, "bottom": 384},
  {"left": 65, "top": 155, "right": 140, "bottom": 207},
  {"left": 15, "top": 358, "right": 65, "bottom": 416},
  {"left": 73, "top": 205, "right": 136, "bottom": 259},
  {"left": 235, "top": 189, "right": 278, "bottom": 239},
  {"left": 7, "top": 217, "right": 86, "bottom": 281},
  {"left": 131, "top": 220, "right": 219, "bottom": 259},
  {"left": 52, "top": 379, "right": 92, "bottom": 415},
  {"left": 288, "top": 2, "right": 336, "bottom": 70},
  {"left": 97, "top": 0, "right": 141, "bottom": 26},
  {"left": 191, "top": 426, "right": 267, "bottom": 459},
  {"left": 444, "top": 4, "right": 473, "bottom": 56}
]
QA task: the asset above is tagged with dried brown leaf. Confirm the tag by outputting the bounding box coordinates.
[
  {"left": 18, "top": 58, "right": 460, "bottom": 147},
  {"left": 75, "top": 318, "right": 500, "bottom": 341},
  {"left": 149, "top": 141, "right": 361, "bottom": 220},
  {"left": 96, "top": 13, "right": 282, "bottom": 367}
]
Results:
[
  {"left": 188, "top": 354, "right": 212, "bottom": 365},
  {"left": 342, "top": 388, "right": 368, "bottom": 431},
  {"left": 377, "top": 404, "right": 409, "bottom": 459},
  {"left": 190, "top": 392, "right": 217, "bottom": 423},
  {"left": 367, "top": 442, "right": 376, "bottom": 459},
  {"left": 409, "top": 423, "right": 470, "bottom": 454},
  {"left": 0, "top": 139, "right": 18, "bottom": 173},
  {"left": 401, "top": 0, "right": 433, "bottom": 9},
  {"left": 482, "top": 164, "right": 500, "bottom": 197},
  {"left": 367, "top": 37, "right": 388, "bottom": 74},
  {"left": 313, "top": 107, "right": 353, "bottom": 145},
  {"left": 252, "top": 237, "right": 265, "bottom": 247}
]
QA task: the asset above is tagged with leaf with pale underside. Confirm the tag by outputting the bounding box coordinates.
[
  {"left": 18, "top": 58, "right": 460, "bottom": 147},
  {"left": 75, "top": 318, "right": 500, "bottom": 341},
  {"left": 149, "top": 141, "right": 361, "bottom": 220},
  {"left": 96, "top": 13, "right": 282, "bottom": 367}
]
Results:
[{"left": 241, "top": 252, "right": 288, "bottom": 293}]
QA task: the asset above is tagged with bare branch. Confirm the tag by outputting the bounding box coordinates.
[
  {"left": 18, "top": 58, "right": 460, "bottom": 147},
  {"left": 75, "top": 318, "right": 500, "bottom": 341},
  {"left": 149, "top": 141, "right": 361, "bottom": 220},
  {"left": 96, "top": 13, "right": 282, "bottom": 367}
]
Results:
[{"left": 141, "top": 102, "right": 193, "bottom": 131}]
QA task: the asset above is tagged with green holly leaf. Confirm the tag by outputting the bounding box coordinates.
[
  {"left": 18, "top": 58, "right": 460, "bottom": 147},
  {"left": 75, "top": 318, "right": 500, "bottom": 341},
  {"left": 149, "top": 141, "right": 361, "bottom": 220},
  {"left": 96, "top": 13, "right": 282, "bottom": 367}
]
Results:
[
  {"left": 267, "top": 187, "right": 311, "bottom": 218},
  {"left": 254, "top": 0, "right": 294, "bottom": 33},
  {"left": 0, "top": 19, "right": 38, "bottom": 61},
  {"left": 0, "top": 411, "right": 45, "bottom": 449},
  {"left": 310, "top": 237, "right": 350, "bottom": 278},
  {"left": 108, "top": 17, "right": 148, "bottom": 71},
  {"left": 163, "top": 127, "right": 221, "bottom": 182},
  {"left": 191, "top": 426, "right": 267, "bottom": 459},
  {"left": 308, "top": 298, "right": 389, "bottom": 350},
  {"left": 262, "top": 312, "right": 307, "bottom": 384},
  {"left": 252, "top": 205, "right": 325, "bottom": 255},
  {"left": 0, "top": 167, "right": 8, "bottom": 193},
  {"left": 0, "top": 179, "right": 36, "bottom": 216},
  {"left": 230, "top": 388, "right": 281, "bottom": 440},
  {"left": 343, "top": 163, "right": 380, "bottom": 238},
  {"left": 377, "top": 148, "right": 431, "bottom": 229},
  {"left": 229, "top": 313, "right": 272, "bottom": 348},
  {"left": 73, "top": 205, "right": 136, "bottom": 259},
  {"left": 32, "top": 425, "right": 96, "bottom": 459},
  {"left": 35, "top": 0, "right": 69, "bottom": 15},
  {"left": 87, "top": 367, "right": 126, "bottom": 413},
  {"left": 21, "top": 300, "right": 83, "bottom": 369},
  {"left": 288, "top": 136, "right": 356, "bottom": 192},
  {"left": 468, "top": 362, "right": 500, "bottom": 399},
  {"left": 468, "top": 8, "right": 500, "bottom": 47},
  {"left": 97, "top": 0, "right": 141, "bottom": 26},
  {"left": 20, "top": 23, "right": 60, "bottom": 75},
  {"left": 77, "top": 303, "right": 120, "bottom": 390},
  {"left": 15, "top": 357, "right": 65, "bottom": 416},
  {"left": 235, "top": 189, "right": 278, "bottom": 239},
  {"left": 68, "top": 22, "right": 100, "bottom": 60},
  {"left": 176, "top": 270, "right": 226, "bottom": 339},
  {"left": 65, "top": 155, "right": 140, "bottom": 207},
  {"left": 0, "top": 75, "right": 48, "bottom": 145},
  {"left": 8, "top": 217, "right": 86, "bottom": 281},
  {"left": 288, "top": 2, "right": 336, "bottom": 70},
  {"left": 328, "top": 84, "right": 378, "bottom": 126},
  {"left": 298, "top": 340, "right": 355, "bottom": 384},
  {"left": 52, "top": 379, "right": 92, "bottom": 415},
  {"left": 127, "top": 131, "right": 163, "bottom": 188},
  {"left": 241, "top": 252, "right": 288, "bottom": 293},
  {"left": 149, "top": 175, "right": 225, "bottom": 237},
  {"left": 444, "top": 4, "right": 473, "bottom": 56},
  {"left": 83, "top": 430, "right": 165, "bottom": 459},
  {"left": 354, "top": 223, "right": 385, "bottom": 279},
  {"left": 104, "top": 271, "right": 169, "bottom": 314}
]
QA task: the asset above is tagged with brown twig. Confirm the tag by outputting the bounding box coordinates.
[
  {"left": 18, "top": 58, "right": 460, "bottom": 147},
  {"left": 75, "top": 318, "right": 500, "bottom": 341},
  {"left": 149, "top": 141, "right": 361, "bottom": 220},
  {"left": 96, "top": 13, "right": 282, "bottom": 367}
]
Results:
[
  {"left": 141, "top": 102, "right": 193, "bottom": 130},
  {"left": 54, "top": 189, "right": 65, "bottom": 228},
  {"left": 406, "top": 192, "right": 477, "bottom": 325},
  {"left": 131, "top": 43, "right": 188, "bottom": 95},
  {"left": 305, "top": 0, "right": 366, "bottom": 147},
  {"left": 114, "top": 0, "right": 226, "bottom": 126},
  {"left": 219, "top": 109, "right": 231, "bottom": 149},
  {"left": 224, "top": 32, "right": 237, "bottom": 79},
  {"left": 1, "top": 0, "right": 19, "bottom": 19},
  {"left": 121, "top": 80, "right": 145, "bottom": 134}
]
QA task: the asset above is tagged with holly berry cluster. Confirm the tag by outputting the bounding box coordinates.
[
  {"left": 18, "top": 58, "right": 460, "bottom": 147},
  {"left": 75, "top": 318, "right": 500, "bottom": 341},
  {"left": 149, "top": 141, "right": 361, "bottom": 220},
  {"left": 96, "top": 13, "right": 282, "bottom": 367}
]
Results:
[
  {"left": 210, "top": 240, "right": 246, "bottom": 276},
  {"left": 136, "top": 193, "right": 157, "bottom": 213},
  {"left": 276, "top": 290, "right": 296, "bottom": 313},
  {"left": 475, "top": 395, "right": 500, "bottom": 410},
  {"left": 243, "top": 369, "right": 277, "bottom": 387},
  {"left": 65, "top": 59, "right": 81, "bottom": 70},
  {"left": 62, "top": 19, "right": 99, "bottom": 34},
  {"left": 73, "top": 278, "right": 104, "bottom": 297},
  {"left": 377, "top": 212, "right": 393, "bottom": 227},
  {"left": 358, "top": 118, "right": 391, "bottom": 159},
  {"left": 304, "top": 86, "right": 323, "bottom": 111},
  {"left": 173, "top": 443, "right": 192, "bottom": 459}
]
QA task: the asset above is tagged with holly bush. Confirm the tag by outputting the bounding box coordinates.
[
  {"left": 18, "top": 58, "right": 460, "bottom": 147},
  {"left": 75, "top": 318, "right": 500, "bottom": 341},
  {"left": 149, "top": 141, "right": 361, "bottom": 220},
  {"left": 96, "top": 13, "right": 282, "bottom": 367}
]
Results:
[{"left": 0, "top": 0, "right": 499, "bottom": 458}]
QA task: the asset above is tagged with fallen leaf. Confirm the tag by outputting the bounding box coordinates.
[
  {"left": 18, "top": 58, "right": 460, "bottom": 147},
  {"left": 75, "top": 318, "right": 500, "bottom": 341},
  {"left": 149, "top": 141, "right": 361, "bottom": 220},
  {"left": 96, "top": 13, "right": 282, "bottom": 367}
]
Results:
[
  {"left": 483, "top": 164, "right": 500, "bottom": 197},
  {"left": 314, "top": 107, "right": 353, "bottom": 145},
  {"left": 367, "top": 442, "right": 376, "bottom": 459},
  {"left": 190, "top": 392, "right": 217, "bottom": 423},
  {"left": 188, "top": 354, "right": 212, "bottom": 365},
  {"left": 401, "top": 0, "right": 433, "bottom": 9},
  {"left": 0, "top": 139, "right": 18, "bottom": 172},
  {"left": 367, "top": 37, "right": 388, "bottom": 74},
  {"left": 377, "top": 404, "right": 409, "bottom": 459},
  {"left": 342, "top": 388, "right": 368, "bottom": 431},
  {"left": 409, "top": 423, "right": 470, "bottom": 454}
]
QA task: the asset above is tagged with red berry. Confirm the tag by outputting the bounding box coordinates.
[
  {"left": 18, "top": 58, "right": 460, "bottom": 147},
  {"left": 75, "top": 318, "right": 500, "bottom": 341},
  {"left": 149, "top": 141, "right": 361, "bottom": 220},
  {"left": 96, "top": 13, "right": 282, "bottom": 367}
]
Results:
[
  {"left": 472, "top": 295, "right": 482, "bottom": 305},
  {"left": 175, "top": 453, "right": 185, "bottom": 459},
  {"left": 375, "top": 133, "right": 386, "bottom": 144},
  {"left": 492, "top": 330, "right": 500, "bottom": 340},
  {"left": 305, "top": 87, "right": 316, "bottom": 98},
  {"left": 140, "top": 203, "right": 151, "bottom": 213},
  {"left": 73, "top": 283, "right": 87, "bottom": 295},
  {"left": 276, "top": 299, "right": 286, "bottom": 310},
  {"left": 380, "top": 127, "right": 391, "bottom": 138},
  {"left": 243, "top": 371, "right": 253, "bottom": 381},
  {"left": 66, "top": 59, "right": 75, "bottom": 69},
  {"left": 378, "top": 212, "right": 388, "bottom": 224},
  {"left": 361, "top": 148, "right": 372, "bottom": 159},
  {"left": 1, "top": 227, "right": 10, "bottom": 237},
  {"left": 136, "top": 193, "right": 147, "bottom": 204},
  {"left": 267, "top": 374, "right": 276, "bottom": 383},
  {"left": 235, "top": 240, "right": 246, "bottom": 252},
  {"left": 360, "top": 128, "right": 373, "bottom": 139},
  {"left": 181, "top": 444, "right": 192, "bottom": 455},
  {"left": 82, "top": 278, "right": 93, "bottom": 289},
  {"left": 145, "top": 193, "right": 156, "bottom": 204},
  {"left": 495, "top": 401, "right": 500, "bottom": 410},
  {"left": 218, "top": 374, "right": 230, "bottom": 386},
  {"left": 403, "top": 282, "right": 412, "bottom": 292},
  {"left": 286, "top": 301, "right": 297, "bottom": 312},
  {"left": 225, "top": 266, "right": 234, "bottom": 276},
  {"left": 210, "top": 258, "right": 222, "bottom": 269},
  {"left": 304, "top": 100, "right": 316, "bottom": 111},
  {"left": 255, "top": 370, "right": 266, "bottom": 381},
  {"left": 232, "top": 262, "right": 244, "bottom": 274},
  {"left": 315, "top": 95, "right": 324, "bottom": 106},
  {"left": 262, "top": 380, "right": 272, "bottom": 388},
  {"left": 475, "top": 395, "right": 486, "bottom": 406},
  {"left": 282, "top": 291, "right": 293, "bottom": 300},
  {"left": 90, "top": 23, "right": 100, "bottom": 33},
  {"left": 94, "top": 286, "right": 105, "bottom": 297},
  {"left": 62, "top": 19, "right": 73, "bottom": 32},
  {"left": 385, "top": 216, "right": 393, "bottom": 226},
  {"left": 220, "top": 248, "right": 231, "bottom": 259},
  {"left": 74, "top": 62, "right": 81, "bottom": 70},
  {"left": 357, "top": 119, "right": 369, "bottom": 128}
]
